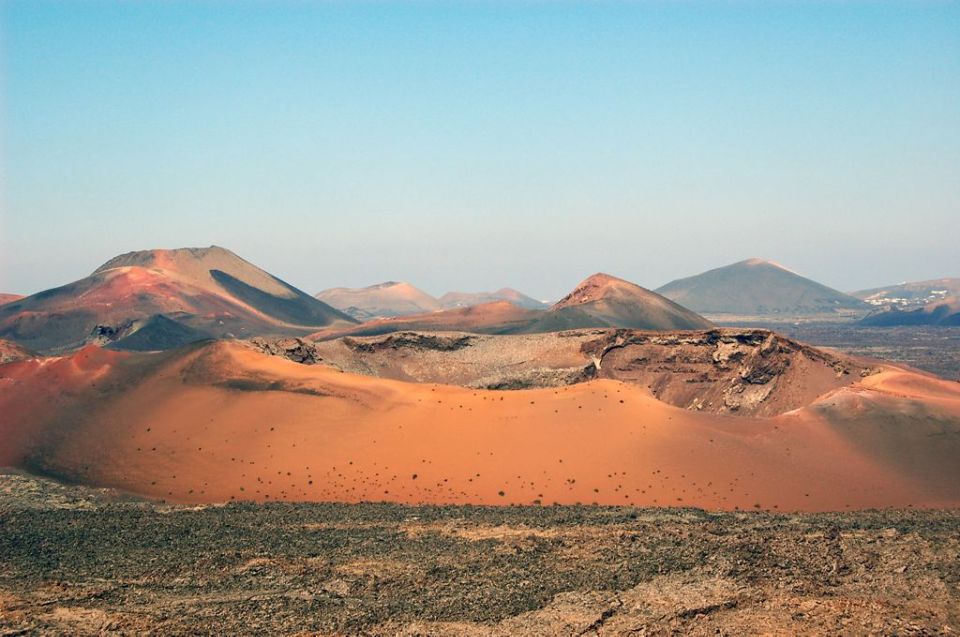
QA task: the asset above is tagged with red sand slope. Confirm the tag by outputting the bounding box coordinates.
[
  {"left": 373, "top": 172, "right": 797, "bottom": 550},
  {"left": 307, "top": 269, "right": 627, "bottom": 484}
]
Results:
[{"left": 1, "top": 341, "right": 958, "bottom": 511}]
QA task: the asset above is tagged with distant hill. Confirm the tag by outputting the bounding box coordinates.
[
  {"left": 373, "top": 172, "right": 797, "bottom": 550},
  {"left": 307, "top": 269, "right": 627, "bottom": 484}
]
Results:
[
  {"left": 860, "top": 298, "right": 960, "bottom": 327},
  {"left": 439, "top": 288, "right": 548, "bottom": 311},
  {"left": 310, "top": 301, "right": 542, "bottom": 340},
  {"left": 316, "top": 282, "right": 549, "bottom": 320},
  {"left": 312, "top": 273, "right": 710, "bottom": 339},
  {"left": 0, "top": 246, "right": 355, "bottom": 353},
  {"left": 852, "top": 278, "right": 960, "bottom": 309},
  {"left": 656, "top": 258, "right": 867, "bottom": 316},
  {"left": 315, "top": 282, "right": 442, "bottom": 320},
  {"left": 525, "top": 273, "right": 712, "bottom": 332},
  {"left": 0, "top": 294, "right": 23, "bottom": 306}
]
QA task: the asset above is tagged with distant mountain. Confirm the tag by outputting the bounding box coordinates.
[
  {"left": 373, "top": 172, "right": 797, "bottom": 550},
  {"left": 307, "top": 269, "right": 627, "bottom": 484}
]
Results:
[
  {"left": 852, "top": 278, "right": 960, "bottom": 309},
  {"left": 439, "top": 288, "right": 548, "bottom": 311},
  {"left": 311, "top": 301, "right": 542, "bottom": 339},
  {"left": 313, "top": 273, "right": 711, "bottom": 339},
  {"left": 316, "top": 282, "right": 548, "bottom": 320},
  {"left": 0, "top": 294, "right": 23, "bottom": 306},
  {"left": 0, "top": 246, "right": 355, "bottom": 353},
  {"left": 315, "top": 282, "right": 442, "bottom": 320},
  {"left": 860, "top": 298, "right": 960, "bottom": 327},
  {"left": 656, "top": 258, "right": 867, "bottom": 316},
  {"left": 525, "top": 273, "right": 712, "bottom": 332}
]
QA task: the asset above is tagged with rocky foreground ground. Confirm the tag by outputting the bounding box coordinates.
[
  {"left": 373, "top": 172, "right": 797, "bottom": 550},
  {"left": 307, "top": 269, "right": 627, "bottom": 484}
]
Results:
[{"left": 0, "top": 471, "right": 958, "bottom": 636}]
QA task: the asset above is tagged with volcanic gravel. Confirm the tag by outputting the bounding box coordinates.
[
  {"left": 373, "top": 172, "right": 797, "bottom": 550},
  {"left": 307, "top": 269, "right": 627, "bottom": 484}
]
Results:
[{"left": 1, "top": 471, "right": 958, "bottom": 635}]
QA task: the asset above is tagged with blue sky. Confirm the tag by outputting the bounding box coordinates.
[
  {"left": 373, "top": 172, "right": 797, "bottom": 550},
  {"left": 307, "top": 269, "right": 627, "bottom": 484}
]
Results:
[{"left": 2, "top": 1, "right": 958, "bottom": 299}]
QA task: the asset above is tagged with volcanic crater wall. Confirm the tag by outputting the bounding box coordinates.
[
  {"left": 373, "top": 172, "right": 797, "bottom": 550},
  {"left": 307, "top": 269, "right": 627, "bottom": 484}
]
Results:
[
  {"left": 585, "top": 330, "right": 869, "bottom": 417},
  {"left": 249, "top": 329, "right": 871, "bottom": 416}
]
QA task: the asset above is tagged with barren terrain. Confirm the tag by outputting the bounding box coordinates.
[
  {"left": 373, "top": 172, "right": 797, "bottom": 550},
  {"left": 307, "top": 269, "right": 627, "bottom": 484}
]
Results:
[
  {"left": 2, "top": 332, "right": 959, "bottom": 510},
  {"left": 1, "top": 471, "right": 957, "bottom": 635},
  {"left": 762, "top": 323, "right": 960, "bottom": 380},
  {"left": 301, "top": 328, "right": 872, "bottom": 416}
]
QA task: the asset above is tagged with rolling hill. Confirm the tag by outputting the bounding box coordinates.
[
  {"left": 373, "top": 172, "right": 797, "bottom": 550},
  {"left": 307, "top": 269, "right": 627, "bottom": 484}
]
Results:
[
  {"left": 439, "top": 288, "right": 547, "bottom": 311},
  {"left": 315, "top": 281, "right": 442, "bottom": 320},
  {"left": 310, "top": 300, "right": 543, "bottom": 339},
  {"left": 317, "top": 282, "right": 549, "bottom": 320},
  {"left": 0, "top": 246, "right": 355, "bottom": 353},
  {"left": 525, "top": 273, "right": 712, "bottom": 332},
  {"left": 312, "top": 273, "right": 711, "bottom": 339},
  {"left": 0, "top": 294, "right": 23, "bottom": 306},
  {"left": 656, "top": 258, "right": 867, "bottom": 317}
]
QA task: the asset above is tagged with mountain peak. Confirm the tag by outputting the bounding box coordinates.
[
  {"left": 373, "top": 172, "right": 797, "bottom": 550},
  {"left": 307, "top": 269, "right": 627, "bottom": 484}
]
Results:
[
  {"left": 552, "top": 273, "right": 633, "bottom": 309},
  {"left": 368, "top": 281, "right": 406, "bottom": 290},
  {"left": 739, "top": 257, "right": 793, "bottom": 272},
  {"left": 581, "top": 272, "right": 622, "bottom": 284},
  {"left": 542, "top": 272, "right": 712, "bottom": 330},
  {"left": 93, "top": 246, "right": 237, "bottom": 274},
  {"left": 656, "top": 259, "right": 864, "bottom": 315}
]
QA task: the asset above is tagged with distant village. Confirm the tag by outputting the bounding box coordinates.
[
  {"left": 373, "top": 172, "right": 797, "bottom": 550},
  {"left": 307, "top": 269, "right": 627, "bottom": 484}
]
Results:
[{"left": 865, "top": 289, "right": 949, "bottom": 307}]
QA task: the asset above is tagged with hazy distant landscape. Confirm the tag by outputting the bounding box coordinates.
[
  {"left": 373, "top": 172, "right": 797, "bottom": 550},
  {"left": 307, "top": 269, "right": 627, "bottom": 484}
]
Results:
[
  {"left": 1, "top": 1, "right": 957, "bottom": 634},
  {"left": 2, "top": 246, "right": 958, "bottom": 512},
  {"left": 1, "top": 244, "right": 959, "bottom": 634}
]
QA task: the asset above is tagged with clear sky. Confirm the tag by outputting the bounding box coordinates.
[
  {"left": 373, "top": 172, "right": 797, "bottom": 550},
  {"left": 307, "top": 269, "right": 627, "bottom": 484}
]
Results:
[{"left": 1, "top": 1, "right": 958, "bottom": 300}]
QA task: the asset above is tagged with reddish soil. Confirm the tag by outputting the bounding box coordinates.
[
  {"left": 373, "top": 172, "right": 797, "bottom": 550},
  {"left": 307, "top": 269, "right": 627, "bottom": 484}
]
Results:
[{"left": 2, "top": 339, "right": 957, "bottom": 511}]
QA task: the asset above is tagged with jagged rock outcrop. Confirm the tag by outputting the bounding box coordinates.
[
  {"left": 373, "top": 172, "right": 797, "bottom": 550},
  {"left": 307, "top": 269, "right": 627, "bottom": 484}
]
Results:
[
  {"left": 342, "top": 333, "right": 476, "bottom": 353},
  {"left": 0, "top": 338, "right": 33, "bottom": 364},
  {"left": 577, "top": 329, "right": 870, "bottom": 415},
  {"left": 247, "top": 337, "right": 325, "bottom": 364}
]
